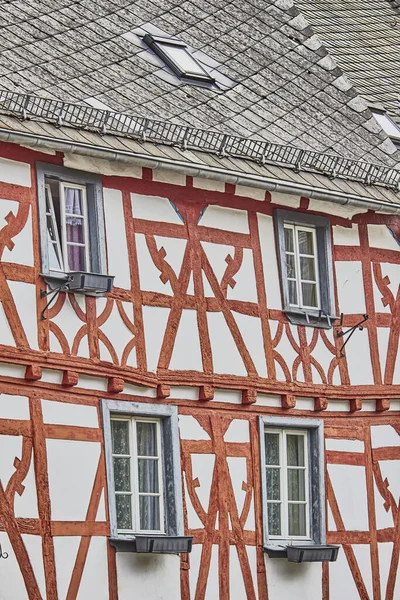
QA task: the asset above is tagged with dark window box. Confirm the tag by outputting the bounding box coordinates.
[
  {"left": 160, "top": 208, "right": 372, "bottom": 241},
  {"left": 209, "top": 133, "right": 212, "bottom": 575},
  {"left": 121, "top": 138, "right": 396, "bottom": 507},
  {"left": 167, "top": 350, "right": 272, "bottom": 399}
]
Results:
[
  {"left": 110, "top": 536, "right": 193, "bottom": 554},
  {"left": 264, "top": 544, "right": 340, "bottom": 562},
  {"left": 67, "top": 272, "right": 114, "bottom": 295}
]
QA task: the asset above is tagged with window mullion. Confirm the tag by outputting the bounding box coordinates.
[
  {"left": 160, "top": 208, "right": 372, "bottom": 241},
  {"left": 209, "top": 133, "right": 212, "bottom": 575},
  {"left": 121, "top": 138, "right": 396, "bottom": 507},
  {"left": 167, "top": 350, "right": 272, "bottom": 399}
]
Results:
[
  {"left": 294, "top": 226, "right": 304, "bottom": 309},
  {"left": 131, "top": 418, "right": 140, "bottom": 533}
]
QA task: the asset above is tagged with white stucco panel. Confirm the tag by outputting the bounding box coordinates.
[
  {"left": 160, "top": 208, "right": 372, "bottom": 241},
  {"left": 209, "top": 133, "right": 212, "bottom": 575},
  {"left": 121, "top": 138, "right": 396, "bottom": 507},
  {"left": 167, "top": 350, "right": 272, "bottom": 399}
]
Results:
[
  {"left": 179, "top": 415, "right": 210, "bottom": 440},
  {"left": 170, "top": 309, "right": 203, "bottom": 371},
  {"left": 0, "top": 394, "right": 29, "bottom": 420},
  {"left": 325, "top": 438, "right": 364, "bottom": 453},
  {"left": 0, "top": 157, "right": 31, "bottom": 187},
  {"left": 1, "top": 203, "right": 34, "bottom": 266},
  {"left": 50, "top": 294, "right": 87, "bottom": 355},
  {"left": 0, "top": 434, "right": 22, "bottom": 489},
  {"left": 257, "top": 213, "right": 282, "bottom": 310},
  {"left": 374, "top": 481, "right": 394, "bottom": 530},
  {"left": 379, "top": 460, "right": 400, "bottom": 505},
  {"left": 368, "top": 224, "right": 399, "bottom": 250},
  {"left": 233, "top": 312, "right": 267, "bottom": 377},
  {"left": 54, "top": 536, "right": 82, "bottom": 600},
  {"left": 116, "top": 551, "right": 181, "bottom": 600},
  {"left": 230, "top": 546, "right": 258, "bottom": 600},
  {"left": 191, "top": 454, "right": 215, "bottom": 515},
  {"left": 227, "top": 248, "right": 258, "bottom": 303},
  {"left": 224, "top": 419, "right": 250, "bottom": 443},
  {"left": 329, "top": 543, "right": 367, "bottom": 599},
  {"left": 207, "top": 312, "right": 247, "bottom": 376},
  {"left": 8, "top": 282, "right": 38, "bottom": 350},
  {"left": 274, "top": 326, "right": 299, "bottom": 383},
  {"left": 328, "top": 464, "right": 369, "bottom": 531},
  {"left": 0, "top": 532, "right": 30, "bottom": 599},
  {"left": 142, "top": 306, "right": 170, "bottom": 372},
  {"left": 344, "top": 327, "right": 374, "bottom": 386},
  {"left": 131, "top": 193, "right": 184, "bottom": 225},
  {"left": 41, "top": 399, "right": 98, "bottom": 428},
  {"left": 227, "top": 456, "right": 248, "bottom": 517},
  {"left": 183, "top": 475, "right": 204, "bottom": 530},
  {"left": 47, "top": 439, "right": 101, "bottom": 521},
  {"left": 371, "top": 425, "right": 399, "bottom": 448},
  {"left": 199, "top": 205, "right": 249, "bottom": 233},
  {"left": 0, "top": 299, "right": 16, "bottom": 347},
  {"left": 13, "top": 460, "right": 39, "bottom": 519},
  {"left": 335, "top": 261, "right": 366, "bottom": 314},
  {"left": 266, "top": 557, "right": 322, "bottom": 600},
  {"left": 378, "top": 262, "right": 400, "bottom": 303},
  {"left": 99, "top": 301, "right": 136, "bottom": 368},
  {"left": 103, "top": 188, "right": 131, "bottom": 289},
  {"left": 22, "top": 535, "right": 46, "bottom": 599},
  {"left": 332, "top": 223, "right": 360, "bottom": 245},
  {"left": 77, "top": 537, "right": 109, "bottom": 600},
  {"left": 308, "top": 198, "right": 367, "bottom": 218},
  {"left": 270, "top": 191, "right": 300, "bottom": 208}
]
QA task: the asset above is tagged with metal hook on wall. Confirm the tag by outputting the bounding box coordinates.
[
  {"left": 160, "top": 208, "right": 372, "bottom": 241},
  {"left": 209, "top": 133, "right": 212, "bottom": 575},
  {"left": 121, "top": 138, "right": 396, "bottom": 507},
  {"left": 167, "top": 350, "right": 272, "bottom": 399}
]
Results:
[{"left": 337, "top": 313, "right": 369, "bottom": 358}]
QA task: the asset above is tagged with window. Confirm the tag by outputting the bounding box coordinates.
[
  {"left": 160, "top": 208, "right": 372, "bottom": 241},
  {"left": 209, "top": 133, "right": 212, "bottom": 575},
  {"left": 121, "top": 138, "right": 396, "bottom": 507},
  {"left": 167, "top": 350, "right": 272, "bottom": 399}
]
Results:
[
  {"left": 260, "top": 417, "right": 325, "bottom": 551},
  {"left": 265, "top": 429, "right": 309, "bottom": 539},
  {"left": 371, "top": 110, "right": 400, "bottom": 140},
  {"left": 37, "top": 163, "right": 106, "bottom": 280},
  {"left": 275, "top": 209, "right": 335, "bottom": 327},
  {"left": 143, "top": 33, "right": 215, "bottom": 84},
  {"left": 102, "top": 400, "right": 190, "bottom": 553},
  {"left": 111, "top": 416, "right": 164, "bottom": 533}
]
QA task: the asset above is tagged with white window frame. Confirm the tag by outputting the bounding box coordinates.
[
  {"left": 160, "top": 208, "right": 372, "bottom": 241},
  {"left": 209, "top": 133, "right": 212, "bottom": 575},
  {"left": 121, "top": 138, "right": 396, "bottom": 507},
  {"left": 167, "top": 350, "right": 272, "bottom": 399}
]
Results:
[
  {"left": 265, "top": 428, "right": 310, "bottom": 541},
  {"left": 59, "top": 182, "right": 91, "bottom": 273},
  {"left": 102, "top": 400, "right": 184, "bottom": 541},
  {"left": 284, "top": 223, "right": 321, "bottom": 311},
  {"left": 36, "top": 163, "right": 106, "bottom": 282},
  {"left": 111, "top": 415, "right": 165, "bottom": 535},
  {"left": 259, "top": 416, "right": 325, "bottom": 548},
  {"left": 45, "top": 183, "right": 64, "bottom": 273}
]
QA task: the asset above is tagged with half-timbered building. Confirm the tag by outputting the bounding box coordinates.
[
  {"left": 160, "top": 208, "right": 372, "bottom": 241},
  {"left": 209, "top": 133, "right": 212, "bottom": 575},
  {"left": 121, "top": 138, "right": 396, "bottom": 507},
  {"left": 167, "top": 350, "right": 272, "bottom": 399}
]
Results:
[{"left": 0, "top": 0, "right": 399, "bottom": 599}]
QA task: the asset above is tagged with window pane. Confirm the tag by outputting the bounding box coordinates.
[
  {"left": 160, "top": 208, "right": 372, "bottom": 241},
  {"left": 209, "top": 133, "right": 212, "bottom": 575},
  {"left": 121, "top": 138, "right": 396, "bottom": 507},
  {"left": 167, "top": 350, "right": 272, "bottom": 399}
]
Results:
[
  {"left": 267, "top": 503, "right": 281, "bottom": 536},
  {"left": 138, "top": 459, "right": 159, "bottom": 493},
  {"left": 266, "top": 468, "right": 280, "bottom": 500},
  {"left": 113, "top": 457, "right": 131, "bottom": 492},
  {"left": 288, "top": 280, "right": 298, "bottom": 305},
  {"left": 301, "top": 282, "right": 318, "bottom": 307},
  {"left": 286, "top": 435, "right": 305, "bottom": 466},
  {"left": 137, "top": 422, "right": 157, "bottom": 456},
  {"left": 139, "top": 495, "right": 160, "bottom": 531},
  {"left": 287, "top": 469, "right": 305, "bottom": 501},
  {"left": 67, "top": 244, "right": 86, "bottom": 271},
  {"left": 300, "top": 256, "right": 316, "bottom": 281},
  {"left": 116, "top": 494, "right": 132, "bottom": 530},
  {"left": 65, "top": 187, "right": 84, "bottom": 216},
  {"left": 297, "top": 229, "right": 314, "bottom": 255},
  {"left": 161, "top": 44, "right": 205, "bottom": 75},
  {"left": 288, "top": 503, "right": 307, "bottom": 536},
  {"left": 66, "top": 219, "right": 85, "bottom": 244},
  {"left": 111, "top": 420, "right": 130, "bottom": 455},
  {"left": 48, "top": 237, "right": 63, "bottom": 271},
  {"left": 284, "top": 227, "right": 294, "bottom": 253},
  {"left": 286, "top": 253, "right": 296, "bottom": 278},
  {"left": 265, "top": 433, "right": 280, "bottom": 465}
]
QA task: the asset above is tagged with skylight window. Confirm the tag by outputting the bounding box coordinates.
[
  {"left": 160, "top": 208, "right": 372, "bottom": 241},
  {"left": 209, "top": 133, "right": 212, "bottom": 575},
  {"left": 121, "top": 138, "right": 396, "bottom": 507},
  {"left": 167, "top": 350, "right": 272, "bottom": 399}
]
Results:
[
  {"left": 143, "top": 34, "right": 215, "bottom": 84},
  {"left": 371, "top": 110, "right": 400, "bottom": 140}
]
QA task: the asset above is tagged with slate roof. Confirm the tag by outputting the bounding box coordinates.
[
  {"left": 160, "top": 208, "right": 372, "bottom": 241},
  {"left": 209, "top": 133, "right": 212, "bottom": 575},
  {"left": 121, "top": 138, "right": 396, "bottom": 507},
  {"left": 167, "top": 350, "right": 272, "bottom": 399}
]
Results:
[
  {"left": 0, "top": 0, "right": 399, "bottom": 169},
  {"left": 295, "top": 0, "right": 400, "bottom": 122}
]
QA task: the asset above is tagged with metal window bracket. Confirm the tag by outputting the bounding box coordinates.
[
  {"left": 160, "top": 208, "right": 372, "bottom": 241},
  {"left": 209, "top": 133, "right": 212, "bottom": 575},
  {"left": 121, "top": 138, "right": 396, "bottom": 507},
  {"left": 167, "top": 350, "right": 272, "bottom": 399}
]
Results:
[
  {"left": 337, "top": 313, "right": 369, "bottom": 357},
  {"left": 40, "top": 281, "right": 69, "bottom": 320}
]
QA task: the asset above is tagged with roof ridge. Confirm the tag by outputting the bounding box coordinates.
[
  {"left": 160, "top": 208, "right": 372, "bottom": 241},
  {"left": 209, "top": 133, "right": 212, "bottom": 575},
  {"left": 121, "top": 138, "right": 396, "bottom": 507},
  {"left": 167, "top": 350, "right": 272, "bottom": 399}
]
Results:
[{"left": 1, "top": 91, "right": 399, "bottom": 190}]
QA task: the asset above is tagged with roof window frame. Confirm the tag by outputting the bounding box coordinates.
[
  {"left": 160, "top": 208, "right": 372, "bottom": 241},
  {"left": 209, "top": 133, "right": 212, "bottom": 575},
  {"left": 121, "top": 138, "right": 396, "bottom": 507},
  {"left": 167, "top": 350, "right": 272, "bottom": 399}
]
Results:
[{"left": 143, "top": 33, "right": 215, "bottom": 84}]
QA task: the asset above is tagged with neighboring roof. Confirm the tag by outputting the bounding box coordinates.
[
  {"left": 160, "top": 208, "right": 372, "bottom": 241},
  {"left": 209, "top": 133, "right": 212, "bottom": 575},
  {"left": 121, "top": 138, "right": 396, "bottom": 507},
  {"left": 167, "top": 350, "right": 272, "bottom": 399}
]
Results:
[
  {"left": 0, "top": 0, "right": 399, "bottom": 168},
  {"left": 295, "top": 0, "right": 400, "bottom": 121}
]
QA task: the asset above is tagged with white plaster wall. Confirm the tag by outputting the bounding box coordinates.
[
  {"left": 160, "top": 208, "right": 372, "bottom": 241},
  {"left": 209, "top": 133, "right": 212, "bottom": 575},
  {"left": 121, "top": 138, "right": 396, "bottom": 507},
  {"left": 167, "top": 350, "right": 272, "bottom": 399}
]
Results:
[
  {"left": 226, "top": 248, "right": 258, "bottom": 304},
  {"left": 142, "top": 305, "right": 170, "bottom": 372},
  {"left": 344, "top": 326, "right": 374, "bottom": 385},
  {"left": 234, "top": 312, "right": 267, "bottom": 377},
  {"left": 131, "top": 193, "right": 183, "bottom": 225},
  {"left": 63, "top": 154, "right": 142, "bottom": 178},
  {"left": 332, "top": 223, "right": 360, "bottom": 245},
  {"left": 170, "top": 309, "right": 203, "bottom": 371},
  {"left": 116, "top": 552, "right": 181, "bottom": 600},
  {"left": 270, "top": 191, "right": 300, "bottom": 208},
  {"left": 77, "top": 537, "right": 109, "bottom": 600},
  {"left": 99, "top": 301, "right": 137, "bottom": 367},
  {"left": 308, "top": 199, "right": 367, "bottom": 218},
  {"left": 328, "top": 465, "right": 369, "bottom": 531},
  {"left": 335, "top": 261, "right": 366, "bottom": 314},
  {"left": 257, "top": 213, "right": 282, "bottom": 310},
  {"left": 330, "top": 544, "right": 368, "bottom": 599},
  {"left": 0, "top": 157, "right": 31, "bottom": 187},
  {"left": 266, "top": 557, "right": 322, "bottom": 600},
  {"left": 179, "top": 415, "right": 210, "bottom": 440},
  {"left": 8, "top": 282, "right": 38, "bottom": 350},
  {"left": 103, "top": 188, "right": 131, "bottom": 289},
  {"left": 41, "top": 400, "right": 98, "bottom": 427},
  {"left": 47, "top": 439, "right": 101, "bottom": 521},
  {"left": 1, "top": 202, "right": 34, "bottom": 266},
  {"left": 0, "top": 532, "right": 44, "bottom": 600},
  {"left": 230, "top": 546, "right": 258, "bottom": 599},
  {"left": 368, "top": 224, "right": 399, "bottom": 250},
  {"left": 199, "top": 205, "right": 249, "bottom": 233},
  {"left": 50, "top": 294, "right": 88, "bottom": 356},
  {"left": 153, "top": 168, "right": 186, "bottom": 185},
  {"left": 207, "top": 312, "right": 247, "bottom": 376},
  {"left": 0, "top": 394, "right": 29, "bottom": 420}
]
